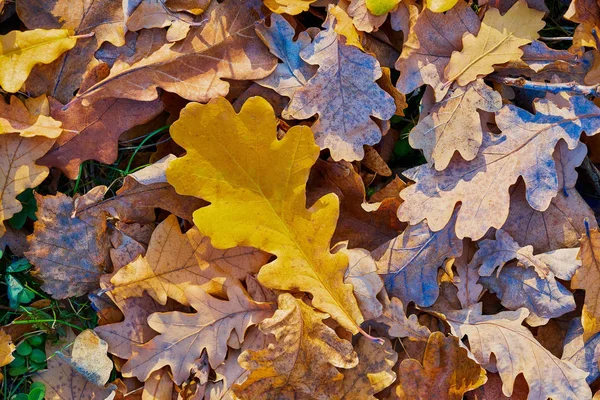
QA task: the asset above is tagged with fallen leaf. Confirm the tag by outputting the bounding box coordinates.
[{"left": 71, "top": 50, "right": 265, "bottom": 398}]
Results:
[
  {"left": 445, "top": 304, "right": 591, "bottom": 399},
  {"left": 127, "top": 0, "right": 194, "bottom": 42},
  {"left": 255, "top": 14, "right": 317, "bottom": 99},
  {"left": 425, "top": 0, "right": 459, "bottom": 12},
  {"left": 264, "top": 0, "right": 316, "bottom": 15},
  {"left": 340, "top": 337, "right": 397, "bottom": 399},
  {"left": 448, "top": 240, "right": 483, "bottom": 308},
  {"left": 74, "top": 0, "right": 277, "bottom": 105},
  {"left": 338, "top": 243, "right": 384, "bottom": 320},
  {"left": 78, "top": 155, "right": 206, "bottom": 222},
  {"left": 0, "top": 95, "right": 62, "bottom": 138},
  {"left": 503, "top": 140, "right": 597, "bottom": 253},
  {"left": 410, "top": 80, "right": 502, "bottom": 170},
  {"left": 347, "top": 0, "right": 388, "bottom": 33},
  {"left": 307, "top": 159, "right": 402, "bottom": 250},
  {"left": 57, "top": 330, "right": 114, "bottom": 387},
  {"left": 142, "top": 368, "right": 174, "bottom": 400},
  {"left": 445, "top": 0, "right": 545, "bottom": 86},
  {"left": 122, "top": 286, "right": 275, "bottom": 384},
  {"left": 562, "top": 318, "right": 600, "bottom": 384},
  {"left": 36, "top": 69, "right": 164, "bottom": 179},
  {"left": 565, "top": 0, "right": 600, "bottom": 51},
  {"left": 0, "top": 28, "right": 78, "bottom": 93},
  {"left": 374, "top": 213, "right": 463, "bottom": 307},
  {"left": 94, "top": 293, "right": 175, "bottom": 360},
  {"left": 396, "top": 332, "right": 487, "bottom": 400},
  {"left": 0, "top": 134, "right": 54, "bottom": 236},
  {"left": 283, "top": 10, "right": 396, "bottom": 161},
  {"left": 33, "top": 330, "right": 115, "bottom": 399},
  {"left": 234, "top": 293, "right": 358, "bottom": 399},
  {"left": 205, "top": 327, "right": 268, "bottom": 400},
  {"left": 573, "top": 226, "right": 600, "bottom": 339},
  {"left": 26, "top": 192, "right": 111, "bottom": 299},
  {"left": 398, "top": 96, "right": 600, "bottom": 240},
  {"left": 395, "top": 2, "right": 480, "bottom": 99},
  {"left": 165, "top": 0, "right": 211, "bottom": 14},
  {"left": 16, "top": 0, "right": 125, "bottom": 103},
  {"left": 0, "top": 329, "right": 15, "bottom": 380},
  {"left": 329, "top": 5, "right": 365, "bottom": 50},
  {"left": 166, "top": 96, "right": 364, "bottom": 333},
  {"left": 110, "top": 214, "right": 258, "bottom": 305},
  {"left": 376, "top": 294, "right": 431, "bottom": 340}
]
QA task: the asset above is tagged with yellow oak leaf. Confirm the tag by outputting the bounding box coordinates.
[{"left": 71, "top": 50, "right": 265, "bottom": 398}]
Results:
[
  {"left": 166, "top": 96, "right": 365, "bottom": 333},
  {"left": 444, "top": 0, "right": 545, "bottom": 86},
  {"left": 0, "top": 29, "right": 77, "bottom": 93},
  {"left": 233, "top": 293, "right": 358, "bottom": 398},
  {"left": 0, "top": 329, "right": 15, "bottom": 379},
  {"left": 396, "top": 332, "right": 487, "bottom": 399},
  {"left": 0, "top": 95, "right": 62, "bottom": 138},
  {"left": 264, "top": 0, "right": 317, "bottom": 15},
  {"left": 329, "top": 5, "right": 364, "bottom": 50}
]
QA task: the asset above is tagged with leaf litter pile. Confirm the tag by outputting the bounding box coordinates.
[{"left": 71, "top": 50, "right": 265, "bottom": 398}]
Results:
[{"left": 3, "top": 0, "right": 600, "bottom": 398}]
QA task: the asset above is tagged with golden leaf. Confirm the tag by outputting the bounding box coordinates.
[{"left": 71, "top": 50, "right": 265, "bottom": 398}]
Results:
[
  {"left": 166, "top": 96, "right": 364, "bottom": 333},
  {"left": 0, "top": 95, "right": 62, "bottom": 138},
  {"left": 0, "top": 29, "right": 77, "bottom": 93}
]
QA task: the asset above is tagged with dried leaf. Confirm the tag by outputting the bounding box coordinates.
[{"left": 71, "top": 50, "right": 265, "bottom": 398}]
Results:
[
  {"left": 340, "top": 337, "right": 397, "bottom": 399},
  {"left": 26, "top": 192, "right": 111, "bottom": 299},
  {"left": 445, "top": 1, "right": 545, "bottom": 86},
  {"left": 284, "top": 10, "right": 396, "bottom": 161},
  {"left": 573, "top": 227, "right": 600, "bottom": 339},
  {"left": 565, "top": 0, "right": 600, "bottom": 51},
  {"left": 75, "top": 0, "right": 277, "bottom": 105},
  {"left": 0, "top": 29, "right": 77, "bottom": 92},
  {"left": 166, "top": 97, "right": 364, "bottom": 333},
  {"left": 395, "top": 2, "right": 480, "bottom": 99},
  {"left": 0, "top": 329, "right": 15, "bottom": 375},
  {"left": 347, "top": 0, "right": 388, "bottom": 33},
  {"left": 396, "top": 332, "right": 487, "bottom": 400},
  {"left": 33, "top": 330, "right": 115, "bottom": 399},
  {"left": 374, "top": 213, "right": 463, "bottom": 307},
  {"left": 79, "top": 155, "right": 206, "bottom": 223},
  {"left": 376, "top": 295, "right": 431, "bottom": 340},
  {"left": 127, "top": 0, "right": 194, "bottom": 42},
  {"left": 449, "top": 241, "right": 483, "bottom": 308},
  {"left": 122, "top": 286, "right": 275, "bottom": 384},
  {"left": 503, "top": 140, "right": 597, "bottom": 253},
  {"left": 562, "top": 318, "right": 600, "bottom": 384},
  {"left": 57, "top": 330, "right": 114, "bottom": 387},
  {"left": 110, "top": 214, "right": 263, "bottom": 305},
  {"left": 255, "top": 14, "right": 317, "bottom": 99},
  {"left": 398, "top": 96, "right": 600, "bottom": 240},
  {"left": 425, "top": 0, "right": 459, "bottom": 12},
  {"left": 445, "top": 304, "right": 591, "bottom": 399},
  {"left": 16, "top": 0, "right": 125, "bottom": 103},
  {"left": 307, "top": 159, "right": 402, "bottom": 250},
  {"left": 0, "top": 95, "right": 62, "bottom": 138},
  {"left": 264, "top": 0, "right": 316, "bottom": 15},
  {"left": 37, "top": 89, "right": 163, "bottom": 179},
  {"left": 410, "top": 80, "right": 502, "bottom": 170},
  {"left": 0, "top": 134, "right": 54, "bottom": 236},
  {"left": 234, "top": 293, "right": 358, "bottom": 399}
]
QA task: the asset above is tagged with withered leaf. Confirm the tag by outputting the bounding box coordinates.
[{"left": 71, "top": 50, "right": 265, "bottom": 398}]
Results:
[
  {"left": 16, "top": 0, "right": 125, "bottom": 103},
  {"left": 0, "top": 329, "right": 15, "bottom": 377},
  {"left": 0, "top": 95, "right": 62, "bottom": 138},
  {"left": 75, "top": 0, "right": 277, "bottom": 105},
  {"left": 37, "top": 79, "right": 164, "bottom": 179},
  {"left": 396, "top": 332, "right": 486, "bottom": 400},
  {"left": 234, "top": 293, "right": 358, "bottom": 399},
  {"left": 307, "top": 159, "right": 402, "bottom": 251},
  {"left": 410, "top": 80, "right": 502, "bottom": 170},
  {"left": 376, "top": 295, "right": 431, "bottom": 340},
  {"left": 127, "top": 0, "right": 195, "bottom": 42},
  {"left": 565, "top": 0, "right": 600, "bottom": 51},
  {"left": 572, "top": 227, "right": 600, "bottom": 339},
  {"left": 374, "top": 212, "right": 463, "bottom": 307},
  {"left": 399, "top": 96, "right": 600, "bottom": 240},
  {"left": 123, "top": 286, "right": 275, "bottom": 384},
  {"left": 284, "top": 10, "right": 396, "bottom": 161},
  {"left": 395, "top": 2, "right": 480, "bottom": 99},
  {"left": 0, "top": 134, "right": 54, "bottom": 236},
  {"left": 110, "top": 214, "right": 265, "bottom": 305},
  {"left": 26, "top": 192, "right": 111, "bottom": 299},
  {"left": 445, "top": 304, "right": 591, "bottom": 399}
]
